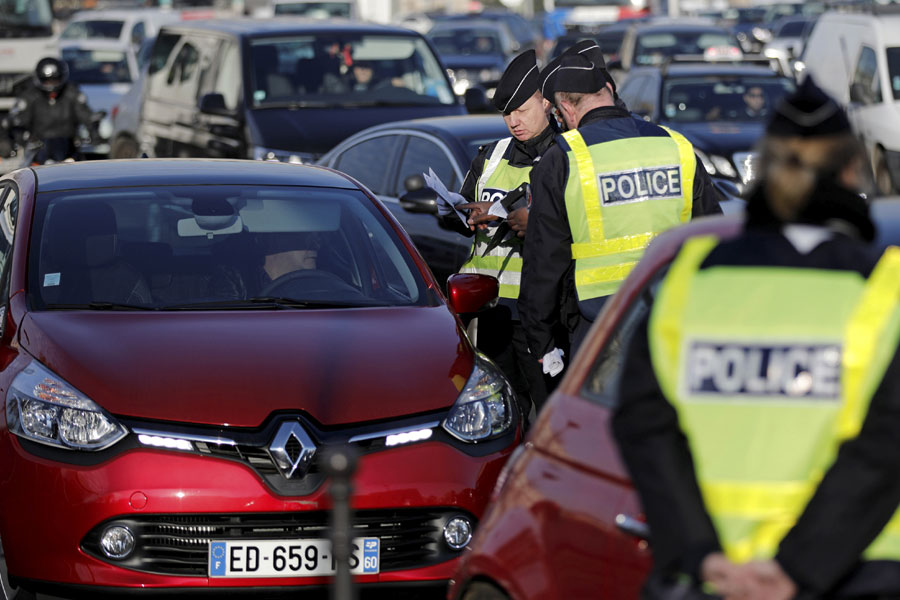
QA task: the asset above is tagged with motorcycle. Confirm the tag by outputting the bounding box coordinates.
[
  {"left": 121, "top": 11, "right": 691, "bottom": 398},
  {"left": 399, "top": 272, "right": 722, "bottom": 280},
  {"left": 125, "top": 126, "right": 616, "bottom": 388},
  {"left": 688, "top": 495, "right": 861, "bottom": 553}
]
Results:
[{"left": 0, "top": 110, "right": 106, "bottom": 171}]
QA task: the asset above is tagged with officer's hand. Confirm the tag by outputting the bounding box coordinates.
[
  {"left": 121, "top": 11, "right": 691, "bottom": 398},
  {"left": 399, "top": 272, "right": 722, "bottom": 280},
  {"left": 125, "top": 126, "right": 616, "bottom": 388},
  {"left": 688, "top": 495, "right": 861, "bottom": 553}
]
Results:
[
  {"left": 743, "top": 560, "right": 797, "bottom": 600},
  {"left": 458, "top": 201, "right": 495, "bottom": 231},
  {"left": 508, "top": 208, "right": 528, "bottom": 238},
  {"left": 701, "top": 553, "right": 762, "bottom": 599}
]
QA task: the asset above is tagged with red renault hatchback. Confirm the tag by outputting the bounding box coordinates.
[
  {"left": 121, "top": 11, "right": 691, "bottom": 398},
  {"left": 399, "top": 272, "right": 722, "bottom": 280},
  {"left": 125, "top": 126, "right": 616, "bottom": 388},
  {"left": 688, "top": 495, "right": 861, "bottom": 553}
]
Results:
[{"left": 0, "top": 159, "right": 522, "bottom": 598}]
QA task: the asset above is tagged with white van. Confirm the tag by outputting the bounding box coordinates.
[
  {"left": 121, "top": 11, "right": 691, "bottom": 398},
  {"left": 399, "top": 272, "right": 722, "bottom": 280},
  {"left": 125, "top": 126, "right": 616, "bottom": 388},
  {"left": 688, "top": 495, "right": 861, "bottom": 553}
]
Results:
[{"left": 798, "top": 9, "right": 900, "bottom": 194}]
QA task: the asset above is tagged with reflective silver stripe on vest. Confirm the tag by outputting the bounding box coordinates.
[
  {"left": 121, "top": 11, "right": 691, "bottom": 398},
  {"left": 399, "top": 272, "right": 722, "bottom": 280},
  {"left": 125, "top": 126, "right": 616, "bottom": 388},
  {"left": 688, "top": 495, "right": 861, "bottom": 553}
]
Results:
[
  {"left": 476, "top": 137, "right": 513, "bottom": 202},
  {"left": 459, "top": 265, "right": 522, "bottom": 286}
]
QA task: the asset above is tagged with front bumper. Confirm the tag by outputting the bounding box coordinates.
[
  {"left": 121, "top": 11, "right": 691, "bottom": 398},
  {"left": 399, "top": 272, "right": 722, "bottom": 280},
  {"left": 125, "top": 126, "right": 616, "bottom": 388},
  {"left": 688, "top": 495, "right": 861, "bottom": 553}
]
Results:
[{"left": 0, "top": 425, "right": 516, "bottom": 593}]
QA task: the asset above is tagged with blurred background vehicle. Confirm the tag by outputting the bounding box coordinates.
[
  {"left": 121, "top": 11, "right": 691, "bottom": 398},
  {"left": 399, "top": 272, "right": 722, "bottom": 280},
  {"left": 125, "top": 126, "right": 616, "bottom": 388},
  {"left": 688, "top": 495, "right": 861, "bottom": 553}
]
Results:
[
  {"left": 616, "top": 60, "right": 795, "bottom": 202},
  {"left": 107, "top": 35, "right": 155, "bottom": 159},
  {"left": 318, "top": 114, "right": 510, "bottom": 284},
  {"left": 427, "top": 20, "right": 516, "bottom": 99},
  {"left": 442, "top": 10, "right": 542, "bottom": 56},
  {"left": 799, "top": 8, "right": 900, "bottom": 194},
  {"left": 58, "top": 7, "right": 181, "bottom": 51},
  {"left": 251, "top": 0, "right": 358, "bottom": 19},
  {"left": 0, "top": 0, "right": 58, "bottom": 116},
  {"left": 761, "top": 14, "right": 817, "bottom": 77},
  {"left": 60, "top": 38, "right": 140, "bottom": 157}
]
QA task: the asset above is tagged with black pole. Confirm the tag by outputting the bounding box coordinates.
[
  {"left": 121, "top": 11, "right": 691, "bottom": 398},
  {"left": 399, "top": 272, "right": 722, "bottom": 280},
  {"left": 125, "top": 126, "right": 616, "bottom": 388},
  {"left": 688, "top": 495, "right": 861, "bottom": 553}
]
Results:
[{"left": 323, "top": 446, "right": 358, "bottom": 600}]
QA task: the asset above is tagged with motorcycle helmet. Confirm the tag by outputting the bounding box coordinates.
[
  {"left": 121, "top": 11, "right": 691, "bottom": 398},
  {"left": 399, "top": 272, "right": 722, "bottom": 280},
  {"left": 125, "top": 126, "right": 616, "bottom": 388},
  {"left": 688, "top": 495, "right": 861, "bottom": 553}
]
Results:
[{"left": 33, "top": 57, "right": 69, "bottom": 93}]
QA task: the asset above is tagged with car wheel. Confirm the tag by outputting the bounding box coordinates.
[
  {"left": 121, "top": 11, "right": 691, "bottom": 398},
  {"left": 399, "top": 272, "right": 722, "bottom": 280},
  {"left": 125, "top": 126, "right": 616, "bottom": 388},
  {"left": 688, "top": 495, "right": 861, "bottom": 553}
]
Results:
[
  {"left": 461, "top": 581, "right": 511, "bottom": 600},
  {"left": 110, "top": 136, "right": 140, "bottom": 159},
  {"left": 0, "top": 540, "right": 36, "bottom": 600},
  {"left": 875, "top": 148, "right": 896, "bottom": 195}
]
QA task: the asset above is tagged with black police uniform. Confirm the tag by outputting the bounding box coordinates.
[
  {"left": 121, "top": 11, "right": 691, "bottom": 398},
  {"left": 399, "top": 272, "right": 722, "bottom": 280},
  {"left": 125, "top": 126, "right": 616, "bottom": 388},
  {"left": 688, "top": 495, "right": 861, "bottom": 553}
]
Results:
[{"left": 612, "top": 78, "right": 900, "bottom": 599}]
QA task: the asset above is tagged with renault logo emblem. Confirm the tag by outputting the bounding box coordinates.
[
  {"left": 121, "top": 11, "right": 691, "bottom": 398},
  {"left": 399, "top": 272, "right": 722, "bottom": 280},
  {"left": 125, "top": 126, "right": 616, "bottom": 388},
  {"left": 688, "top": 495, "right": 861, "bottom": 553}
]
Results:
[{"left": 269, "top": 422, "right": 316, "bottom": 479}]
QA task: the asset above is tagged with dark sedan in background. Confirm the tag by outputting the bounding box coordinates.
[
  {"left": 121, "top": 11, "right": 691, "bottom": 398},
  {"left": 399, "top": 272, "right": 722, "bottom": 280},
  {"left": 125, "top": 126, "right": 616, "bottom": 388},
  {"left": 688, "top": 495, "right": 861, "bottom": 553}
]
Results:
[
  {"left": 318, "top": 115, "right": 511, "bottom": 285},
  {"left": 617, "top": 61, "right": 794, "bottom": 198},
  {"left": 427, "top": 20, "right": 516, "bottom": 98}
]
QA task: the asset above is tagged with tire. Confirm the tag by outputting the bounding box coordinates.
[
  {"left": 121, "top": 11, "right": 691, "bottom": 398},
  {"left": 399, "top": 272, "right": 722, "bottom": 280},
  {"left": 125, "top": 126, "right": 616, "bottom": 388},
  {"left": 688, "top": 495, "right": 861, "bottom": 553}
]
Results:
[
  {"left": 875, "top": 148, "right": 896, "bottom": 196},
  {"left": 109, "top": 136, "right": 140, "bottom": 159},
  {"left": 461, "top": 581, "right": 511, "bottom": 600}
]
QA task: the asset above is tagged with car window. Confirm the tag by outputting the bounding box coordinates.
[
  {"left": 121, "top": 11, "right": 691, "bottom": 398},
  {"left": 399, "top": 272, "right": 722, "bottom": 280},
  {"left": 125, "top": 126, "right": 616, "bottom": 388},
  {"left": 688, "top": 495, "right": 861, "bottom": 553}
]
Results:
[
  {"left": 0, "top": 186, "right": 18, "bottom": 295},
  {"left": 617, "top": 74, "right": 648, "bottom": 112},
  {"left": 131, "top": 21, "right": 146, "bottom": 47},
  {"left": 662, "top": 75, "right": 794, "bottom": 122},
  {"left": 62, "top": 47, "right": 132, "bottom": 85},
  {"left": 29, "top": 186, "right": 428, "bottom": 310},
  {"left": 393, "top": 135, "right": 457, "bottom": 197},
  {"left": 581, "top": 268, "right": 667, "bottom": 407},
  {"left": 634, "top": 30, "right": 738, "bottom": 65},
  {"left": 248, "top": 34, "right": 455, "bottom": 107},
  {"left": 273, "top": 1, "right": 352, "bottom": 18},
  {"left": 60, "top": 19, "right": 124, "bottom": 40},
  {"left": 148, "top": 31, "right": 180, "bottom": 76},
  {"left": 852, "top": 46, "right": 883, "bottom": 105},
  {"left": 889, "top": 48, "right": 900, "bottom": 101},
  {"left": 334, "top": 136, "right": 398, "bottom": 195},
  {"left": 164, "top": 40, "right": 203, "bottom": 104},
  {"left": 210, "top": 40, "right": 241, "bottom": 110}
]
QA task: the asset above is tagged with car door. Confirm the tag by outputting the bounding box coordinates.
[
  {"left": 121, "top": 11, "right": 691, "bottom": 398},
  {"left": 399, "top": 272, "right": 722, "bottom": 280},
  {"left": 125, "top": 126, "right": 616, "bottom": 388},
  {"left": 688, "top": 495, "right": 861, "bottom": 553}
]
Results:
[{"left": 193, "top": 36, "right": 244, "bottom": 159}]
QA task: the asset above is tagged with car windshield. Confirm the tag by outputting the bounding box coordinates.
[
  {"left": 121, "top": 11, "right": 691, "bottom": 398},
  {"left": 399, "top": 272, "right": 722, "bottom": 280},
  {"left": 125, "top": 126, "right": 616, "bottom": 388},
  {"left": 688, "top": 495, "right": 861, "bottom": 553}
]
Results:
[
  {"left": 273, "top": 1, "right": 351, "bottom": 18},
  {"left": 662, "top": 75, "right": 795, "bottom": 123},
  {"left": 249, "top": 34, "right": 456, "bottom": 108},
  {"left": 60, "top": 19, "right": 125, "bottom": 39},
  {"left": 774, "top": 19, "right": 808, "bottom": 38},
  {"left": 888, "top": 47, "right": 900, "bottom": 101},
  {"left": 428, "top": 28, "right": 503, "bottom": 56},
  {"left": 0, "top": 0, "right": 52, "bottom": 28},
  {"left": 62, "top": 48, "right": 132, "bottom": 84},
  {"left": 29, "top": 185, "right": 428, "bottom": 310},
  {"left": 634, "top": 30, "right": 739, "bottom": 65}
]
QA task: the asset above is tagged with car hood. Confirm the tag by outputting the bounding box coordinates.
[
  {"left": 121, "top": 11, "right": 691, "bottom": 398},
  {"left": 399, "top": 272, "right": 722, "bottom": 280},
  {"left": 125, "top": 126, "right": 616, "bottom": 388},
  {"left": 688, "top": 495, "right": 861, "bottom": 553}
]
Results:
[
  {"left": 664, "top": 120, "right": 764, "bottom": 157},
  {"left": 248, "top": 104, "right": 464, "bottom": 157},
  {"left": 79, "top": 83, "right": 132, "bottom": 113},
  {"left": 19, "top": 306, "right": 474, "bottom": 427}
]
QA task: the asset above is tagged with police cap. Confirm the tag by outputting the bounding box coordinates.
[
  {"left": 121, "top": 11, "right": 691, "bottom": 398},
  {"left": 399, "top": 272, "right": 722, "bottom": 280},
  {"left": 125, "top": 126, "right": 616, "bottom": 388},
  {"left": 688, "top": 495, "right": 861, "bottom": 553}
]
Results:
[
  {"left": 539, "top": 54, "right": 564, "bottom": 102},
  {"left": 493, "top": 49, "right": 540, "bottom": 114},
  {"left": 766, "top": 76, "right": 851, "bottom": 138},
  {"left": 544, "top": 53, "right": 608, "bottom": 96},
  {"left": 561, "top": 39, "right": 617, "bottom": 92}
]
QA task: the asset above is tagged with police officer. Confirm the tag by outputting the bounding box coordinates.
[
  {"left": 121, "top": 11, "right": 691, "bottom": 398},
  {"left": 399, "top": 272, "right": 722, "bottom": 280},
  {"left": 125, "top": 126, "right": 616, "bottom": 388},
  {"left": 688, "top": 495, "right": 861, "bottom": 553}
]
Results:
[
  {"left": 612, "top": 77, "right": 900, "bottom": 600},
  {"left": 443, "top": 49, "right": 559, "bottom": 417},
  {"left": 4, "top": 57, "right": 95, "bottom": 164},
  {"left": 518, "top": 45, "right": 722, "bottom": 376}
]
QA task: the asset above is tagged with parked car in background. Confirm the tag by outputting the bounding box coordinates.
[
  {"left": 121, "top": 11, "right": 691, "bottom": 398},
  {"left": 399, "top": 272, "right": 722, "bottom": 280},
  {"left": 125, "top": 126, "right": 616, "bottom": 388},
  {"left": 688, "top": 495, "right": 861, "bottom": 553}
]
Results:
[
  {"left": 138, "top": 19, "right": 462, "bottom": 164},
  {"left": 548, "top": 21, "right": 631, "bottom": 61},
  {"left": 0, "top": 158, "right": 523, "bottom": 599},
  {"left": 108, "top": 36, "right": 156, "bottom": 159},
  {"left": 762, "top": 15, "right": 816, "bottom": 77},
  {"left": 60, "top": 38, "right": 141, "bottom": 157},
  {"left": 798, "top": 10, "right": 900, "bottom": 194},
  {"left": 427, "top": 21, "right": 515, "bottom": 98},
  {"left": 319, "top": 115, "right": 510, "bottom": 285},
  {"left": 59, "top": 8, "right": 181, "bottom": 51},
  {"left": 610, "top": 21, "right": 743, "bottom": 75},
  {"left": 444, "top": 10, "right": 541, "bottom": 56},
  {"left": 447, "top": 197, "right": 900, "bottom": 600},
  {"left": 251, "top": 0, "right": 358, "bottom": 19},
  {"left": 616, "top": 61, "right": 794, "bottom": 199}
]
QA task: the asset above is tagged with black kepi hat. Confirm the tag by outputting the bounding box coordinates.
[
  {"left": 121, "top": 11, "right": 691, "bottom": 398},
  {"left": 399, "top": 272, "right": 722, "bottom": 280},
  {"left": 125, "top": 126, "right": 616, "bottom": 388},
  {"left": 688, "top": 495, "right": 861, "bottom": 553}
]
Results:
[
  {"left": 561, "top": 39, "right": 617, "bottom": 92},
  {"left": 545, "top": 53, "right": 607, "bottom": 96},
  {"left": 766, "top": 75, "right": 851, "bottom": 137},
  {"left": 492, "top": 49, "right": 540, "bottom": 114}
]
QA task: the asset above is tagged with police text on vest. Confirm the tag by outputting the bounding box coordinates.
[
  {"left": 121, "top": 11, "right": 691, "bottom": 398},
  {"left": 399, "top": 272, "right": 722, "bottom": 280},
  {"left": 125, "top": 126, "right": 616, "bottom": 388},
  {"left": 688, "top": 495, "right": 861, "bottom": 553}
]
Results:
[
  {"left": 684, "top": 341, "right": 842, "bottom": 400},
  {"left": 598, "top": 166, "right": 682, "bottom": 205}
]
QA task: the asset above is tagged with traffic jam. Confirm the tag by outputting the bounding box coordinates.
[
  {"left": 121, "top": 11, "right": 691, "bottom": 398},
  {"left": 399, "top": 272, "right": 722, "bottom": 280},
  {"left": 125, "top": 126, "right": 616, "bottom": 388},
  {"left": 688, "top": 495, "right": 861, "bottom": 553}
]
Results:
[{"left": 0, "top": 0, "right": 899, "bottom": 598}]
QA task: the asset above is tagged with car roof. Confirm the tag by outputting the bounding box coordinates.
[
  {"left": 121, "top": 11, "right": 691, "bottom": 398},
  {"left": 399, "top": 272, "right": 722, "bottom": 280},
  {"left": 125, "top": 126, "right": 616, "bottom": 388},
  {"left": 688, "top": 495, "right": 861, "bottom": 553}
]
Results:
[
  {"left": 159, "top": 17, "right": 420, "bottom": 38},
  {"left": 632, "top": 22, "right": 733, "bottom": 33},
  {"left": 31, "top": 159, "right": 359, "bottom": 192},
  {"left": 657, "top": 63, "right": 783, "bottom": 77},
  {"left": 59, "top": 38, "right": 134, "bottom": 51},
  {"left": 429, "top": 20, "right": 506, "bottom": 31},
  {"left": 349, "top": 115, "right": 508, "bottom": 139}
]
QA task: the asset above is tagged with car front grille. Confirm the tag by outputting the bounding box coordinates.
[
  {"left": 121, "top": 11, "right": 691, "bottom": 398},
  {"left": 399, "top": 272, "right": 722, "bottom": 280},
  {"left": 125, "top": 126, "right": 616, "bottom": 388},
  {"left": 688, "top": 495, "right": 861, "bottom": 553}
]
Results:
[{"left": 82, "top": 509, "right": 472, "bottom": 576}]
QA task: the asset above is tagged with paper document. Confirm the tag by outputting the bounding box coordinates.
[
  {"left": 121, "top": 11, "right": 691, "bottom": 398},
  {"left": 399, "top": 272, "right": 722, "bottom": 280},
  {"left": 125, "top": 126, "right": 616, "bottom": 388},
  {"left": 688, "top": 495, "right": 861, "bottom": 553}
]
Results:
[{"left": 423, "top": 168, "right": 468, "bottom": 227}]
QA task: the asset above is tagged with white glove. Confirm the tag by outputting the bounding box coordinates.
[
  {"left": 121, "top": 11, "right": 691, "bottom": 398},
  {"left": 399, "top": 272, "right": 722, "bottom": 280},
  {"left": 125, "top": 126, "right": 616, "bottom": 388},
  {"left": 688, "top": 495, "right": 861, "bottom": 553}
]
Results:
[{"left": 542, "top": 348, "right": 565, "bottom": 377}]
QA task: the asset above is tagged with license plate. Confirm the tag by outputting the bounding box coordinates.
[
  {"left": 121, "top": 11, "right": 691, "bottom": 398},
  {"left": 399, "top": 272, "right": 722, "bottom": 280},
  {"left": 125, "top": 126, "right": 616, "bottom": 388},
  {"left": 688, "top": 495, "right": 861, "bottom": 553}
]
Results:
[{"left": 209, "top": 537, "right": 380, "bottom": 578}]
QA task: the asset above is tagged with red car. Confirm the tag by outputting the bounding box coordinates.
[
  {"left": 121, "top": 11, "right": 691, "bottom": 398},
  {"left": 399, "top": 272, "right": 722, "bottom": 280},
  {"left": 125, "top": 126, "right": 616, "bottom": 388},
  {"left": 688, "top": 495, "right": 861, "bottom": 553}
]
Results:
[{"left": 0, "top": 159, "right": 522, "bottom": 598}]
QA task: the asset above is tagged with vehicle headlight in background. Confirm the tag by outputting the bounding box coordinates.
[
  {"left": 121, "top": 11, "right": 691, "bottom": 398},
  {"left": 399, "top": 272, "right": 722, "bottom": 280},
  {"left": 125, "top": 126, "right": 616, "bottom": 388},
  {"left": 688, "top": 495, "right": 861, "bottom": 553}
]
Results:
[
  {"left": 752, "top": 26, "right": 772, "bottom": 43},
  {"left": 478, "top": 68, "right": 503, "bottom": 83},
  {"left": 251, "top": 146, "right": 315, "bottom": 164},
  {"left": 442, "top": 354, "right": 515, "bottom": 442},
  {"left": 6, "top": 360, "right": 127, "bottom": 450},
  {"left": 695, "top": 149, "right": 738, "bottom": 179}
]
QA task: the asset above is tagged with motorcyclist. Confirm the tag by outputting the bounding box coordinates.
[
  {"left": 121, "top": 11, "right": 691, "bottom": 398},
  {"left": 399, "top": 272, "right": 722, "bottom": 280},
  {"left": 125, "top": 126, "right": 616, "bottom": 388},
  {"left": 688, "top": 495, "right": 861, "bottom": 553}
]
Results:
[{"left": 3, "top": 57, "right": 96, "bottom": 164}]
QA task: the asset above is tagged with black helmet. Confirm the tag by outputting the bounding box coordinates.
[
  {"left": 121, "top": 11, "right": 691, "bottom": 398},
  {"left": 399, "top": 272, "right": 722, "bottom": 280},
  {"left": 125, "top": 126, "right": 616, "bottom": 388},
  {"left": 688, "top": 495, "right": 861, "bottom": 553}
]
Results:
[{"left": 33, "top": 57, "right": 69, "bottom": 93}]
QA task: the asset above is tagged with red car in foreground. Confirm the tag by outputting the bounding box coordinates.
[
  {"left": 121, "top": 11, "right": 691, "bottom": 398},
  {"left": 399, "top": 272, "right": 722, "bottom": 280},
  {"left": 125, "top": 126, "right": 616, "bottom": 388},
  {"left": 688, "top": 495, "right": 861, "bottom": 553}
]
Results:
[{"left": 0, "top": 159, "right": 522, "bottom": 598}]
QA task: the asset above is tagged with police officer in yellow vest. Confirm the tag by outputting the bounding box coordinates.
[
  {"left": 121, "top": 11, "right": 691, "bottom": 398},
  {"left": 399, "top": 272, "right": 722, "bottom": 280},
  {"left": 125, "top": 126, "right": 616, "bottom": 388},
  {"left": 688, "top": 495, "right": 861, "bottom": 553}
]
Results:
[
  {"left": 519, "top": 46, "right": 722, "bottom": 376},
  {"left": 613, "top": 77, "right": 900, "bottom": 600},
  {"left": 443, "top": 49, "right": 559, "bottom": 417}
]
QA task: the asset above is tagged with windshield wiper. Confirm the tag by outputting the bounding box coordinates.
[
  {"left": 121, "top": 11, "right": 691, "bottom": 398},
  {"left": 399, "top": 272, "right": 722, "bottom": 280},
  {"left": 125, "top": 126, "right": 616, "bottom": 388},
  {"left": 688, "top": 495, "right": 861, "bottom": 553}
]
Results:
[
  {"left": 160, "top": 297, "right": 371, "bottom": 310},
  {"left": 46, "top": 302, "right": 158, "bottom": 311}
]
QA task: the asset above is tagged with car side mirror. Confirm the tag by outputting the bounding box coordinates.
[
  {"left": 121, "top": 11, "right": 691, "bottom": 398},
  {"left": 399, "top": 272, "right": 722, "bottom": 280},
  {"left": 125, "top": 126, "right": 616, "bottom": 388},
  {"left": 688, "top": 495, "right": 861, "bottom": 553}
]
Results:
[
  {"left": 199, "top": 92, "right": 233, "bottom": 116},
  {"left": 446, "top": 273, "right": 499, "bottom": 314},
  {"left": 464, "top": 87, "right": 492, "bottom": 114},
  {"left": 399, "top": 187, "right": 439, "bottom": 214}
]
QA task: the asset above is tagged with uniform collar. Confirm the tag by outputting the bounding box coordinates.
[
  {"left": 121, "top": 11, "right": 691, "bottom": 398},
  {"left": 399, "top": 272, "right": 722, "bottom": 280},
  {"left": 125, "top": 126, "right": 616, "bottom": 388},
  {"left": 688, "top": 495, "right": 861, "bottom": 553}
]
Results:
[
  {"left": 508, "top": 123, "right": 556, "bottom": 166},
  {"left": 578, "top": 105, "right": 632, "bottom": 128}
]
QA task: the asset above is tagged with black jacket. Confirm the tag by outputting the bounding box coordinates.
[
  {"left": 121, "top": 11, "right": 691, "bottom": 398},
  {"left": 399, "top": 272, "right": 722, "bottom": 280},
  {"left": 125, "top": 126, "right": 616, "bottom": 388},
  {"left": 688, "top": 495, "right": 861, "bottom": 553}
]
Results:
[
  {"left": 9, "top": 82, "right": 93, "bottom": 142},
  {"left": 518, "top": 106, "right": 723, "bottom": 358},
  {"left": 612, "top": 182, "right": 900, "bottom": 598}
]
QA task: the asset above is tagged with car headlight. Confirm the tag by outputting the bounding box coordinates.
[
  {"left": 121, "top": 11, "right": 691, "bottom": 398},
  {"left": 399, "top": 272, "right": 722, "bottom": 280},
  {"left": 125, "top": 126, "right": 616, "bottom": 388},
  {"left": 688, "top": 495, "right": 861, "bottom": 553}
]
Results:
[
  {"left": 695, "top": 149, "right": 716, "bottom": 175},
  {"left": 6, "top": 360, "right": 126, "bottom": 450},
  {"left": 479, "top": 68, "right": 502, "bottom": 82},
  {"left": 251, "top": 146, "right": 314, "bottom": 164},
  {"left": 710, "top": 154, "right": 737, "bottom": 178},
  {"left": 442, "top": 354, "right": 515, "bottom": 442},
  {"left": 752, "top": 26, "right": 772, "bottom": 43}
]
